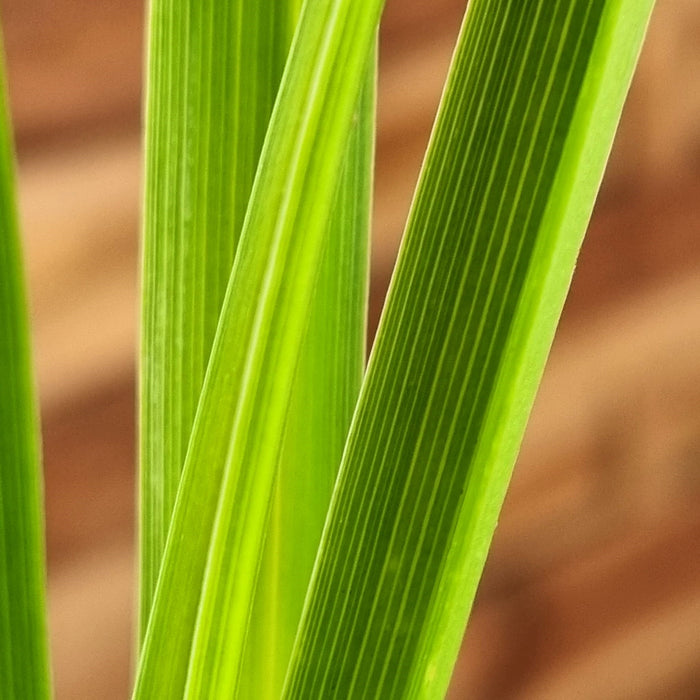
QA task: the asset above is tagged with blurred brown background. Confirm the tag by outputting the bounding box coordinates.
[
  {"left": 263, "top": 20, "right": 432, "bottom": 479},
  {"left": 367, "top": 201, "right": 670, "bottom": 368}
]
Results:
[{"left": 2, "top": 0, "right": 699, "bottom": 697}]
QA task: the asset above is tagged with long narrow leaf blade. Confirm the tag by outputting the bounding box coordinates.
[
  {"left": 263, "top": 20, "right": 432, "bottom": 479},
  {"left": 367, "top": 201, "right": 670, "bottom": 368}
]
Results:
[
  {"left": 240, "top": 60, "right": 375, "bottom": 700},
  {"left": 0, "top": 34, "right": 51, "bottom": 700},
  {"left": 284, "top": 1, "right": 655, "bottom": 697},
  {"left": 133, "top": 0, "right": 384, "bottom": 696},
  {"left": 138, "top": 0, "right": 295, "bottom": 638}
]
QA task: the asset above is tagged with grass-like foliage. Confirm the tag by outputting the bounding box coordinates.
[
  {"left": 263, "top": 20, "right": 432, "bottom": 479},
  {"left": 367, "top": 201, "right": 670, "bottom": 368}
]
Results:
[{"left": 0, "top": 0, "right": 654, "bottom": 698}]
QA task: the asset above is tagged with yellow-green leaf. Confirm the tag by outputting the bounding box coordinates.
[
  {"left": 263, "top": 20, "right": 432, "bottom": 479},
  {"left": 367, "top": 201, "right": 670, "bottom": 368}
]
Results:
[
  {"left": 284, "top": 1, "right": 655, "bottom": 696},
  {"left": 133, "top": 0, "right": 382, "bottom": 696}
]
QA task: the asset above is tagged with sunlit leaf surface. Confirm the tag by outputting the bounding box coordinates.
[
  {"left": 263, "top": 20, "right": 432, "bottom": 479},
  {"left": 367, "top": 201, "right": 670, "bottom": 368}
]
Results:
[
  {"left": 134, "top": 0, "right": 381, "bottom": 696},
  {"left": 284, "top": 1, "right": 655, "bottom": 697}
]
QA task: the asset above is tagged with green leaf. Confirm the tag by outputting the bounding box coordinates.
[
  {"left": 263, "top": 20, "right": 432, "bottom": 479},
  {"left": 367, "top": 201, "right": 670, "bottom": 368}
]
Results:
[
  {"left": 133, "top": 0, "right": 383, "bottom": 696},
  {"left": 283, "top": 0, "right": 655, "bottom": 697},
  {"left": 0, "top": 34, "right": 51, "bottom": 700},
  {"left": 239, "top": 59, "right": 375, "bottom": 700},
  {"left": 138, "top": 0, "right": 295, "bottom": 639}
]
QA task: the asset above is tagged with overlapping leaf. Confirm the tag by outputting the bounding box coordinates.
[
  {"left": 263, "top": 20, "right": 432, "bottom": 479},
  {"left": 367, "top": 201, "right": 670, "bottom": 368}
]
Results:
[
  {"left": 284, "top": 1, "right": 655, "bottom": 697},
  {"left": 138, "top": 0, "right": 296, "bottom": 636},
  {"left": 134, "top": 0, "right": 382, "bottom": 696},
  {"left": 240, "top": 65, "right": 375, "bottom": 700}
]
